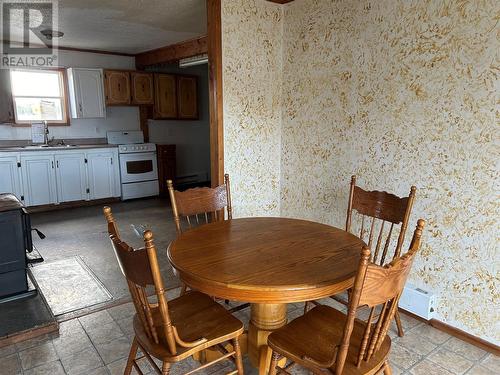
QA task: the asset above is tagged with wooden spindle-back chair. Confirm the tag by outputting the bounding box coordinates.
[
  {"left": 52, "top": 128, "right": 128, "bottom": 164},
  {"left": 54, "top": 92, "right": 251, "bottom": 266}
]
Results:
[
  {"left": 305, "top": 176, "right": 416, "bottom": 337},
  {"left": 167, "top": 174, "right": 232, "bottom": 235},
  {"left": 103, "top": 207, "right": 244, "bottom": 375},
  {"left": 269, "top": 219, "right": 425, "bottom": 375},
  {"left": 346, "top": 175, "right": 416, "bottom": 264},
  {"left": 167, "top": 175, "right": 249, "bottom": 312},
  {"left": 345, "top": 175, "right": 416, "bottom": 337}
]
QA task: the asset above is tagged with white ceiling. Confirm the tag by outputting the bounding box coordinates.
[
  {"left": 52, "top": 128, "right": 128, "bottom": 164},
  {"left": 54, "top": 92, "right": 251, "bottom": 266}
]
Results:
[{"left": 7, "top": 0, "right": 207, "bottom": 54}]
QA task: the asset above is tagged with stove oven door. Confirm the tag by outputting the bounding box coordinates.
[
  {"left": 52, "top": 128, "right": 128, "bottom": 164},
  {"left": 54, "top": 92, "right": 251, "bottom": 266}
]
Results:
[{"left": 119, "top": 152, "right": 158, "bottom": 184}]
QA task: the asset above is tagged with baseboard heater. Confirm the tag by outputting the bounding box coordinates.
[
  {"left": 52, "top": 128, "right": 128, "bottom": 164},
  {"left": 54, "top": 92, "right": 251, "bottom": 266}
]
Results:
[
  {"left": 175, "top": 172, "right": 209, "bottom": 185},
  {"left": 398, "top": 283, "right": 436, "bottom": 320}
]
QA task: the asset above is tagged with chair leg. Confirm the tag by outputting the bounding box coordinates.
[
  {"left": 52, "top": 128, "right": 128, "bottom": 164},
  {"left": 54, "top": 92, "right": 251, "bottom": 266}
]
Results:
[
  {"left": 124, "top": 337, "right": 139, "bottom": 375},
  {"left": 304, "top": 301, "right": 311, "bottom": 314},
  {"left": 394, "top": 310, "right": 404, "bottom": 337},
  {"left": 162, "top": 361, "right": 171, "bottom": 375},
  {"left": 383, "top": 360, "right": 392, "bottom": 375},
  {"left": 268, "top": 351, "right": 280, "bottom": 375},
  {"left": 180, "top": 283, "right": 187, "bottom": 296},
  {"left": 232, "top": 338, "right": 244, "bottom": 375}
]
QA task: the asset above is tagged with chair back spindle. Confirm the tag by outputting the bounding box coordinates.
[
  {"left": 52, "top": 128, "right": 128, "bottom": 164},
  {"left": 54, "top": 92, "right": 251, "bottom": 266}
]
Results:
[
  {"left": 335, "top": 219, "right": 425, "bottom": 374},
  {"left": 167, "top": 174, "right": 232, "bottom": 234},
  {"left": 345, "top": 175, "right": 416, "bottom": 264}
]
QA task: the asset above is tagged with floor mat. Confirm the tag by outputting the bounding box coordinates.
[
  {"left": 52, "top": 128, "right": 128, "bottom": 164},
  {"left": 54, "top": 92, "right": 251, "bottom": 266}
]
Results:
[{"left": 30, "top": 256, "right": 112, "bottom": 315}]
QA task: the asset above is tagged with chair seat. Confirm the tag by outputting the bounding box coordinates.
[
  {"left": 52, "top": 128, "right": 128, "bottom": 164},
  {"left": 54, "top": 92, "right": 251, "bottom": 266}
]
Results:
[
  {"left": 268, "top": 305, "right": 391, "bottom": 375},
  {"left": 134, "top": 291, "right": 244, "bottom": 362}
]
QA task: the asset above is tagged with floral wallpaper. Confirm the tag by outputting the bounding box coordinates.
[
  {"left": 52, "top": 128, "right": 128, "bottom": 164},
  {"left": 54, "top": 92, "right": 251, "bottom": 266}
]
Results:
[
  {"left": 221, "top": 0, "right": 499, "bottom": 343},
  {"left": 221, "top": 0, "right": 283, "bottom": 217},
  {"left": 280, "top": 0, "right": 499, "bottom": 344}
]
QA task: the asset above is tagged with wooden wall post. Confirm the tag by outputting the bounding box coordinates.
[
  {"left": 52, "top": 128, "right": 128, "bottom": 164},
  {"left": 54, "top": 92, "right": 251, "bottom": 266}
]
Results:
[{"left": 207, "top": 0, "right": 224, "bottom": 187}]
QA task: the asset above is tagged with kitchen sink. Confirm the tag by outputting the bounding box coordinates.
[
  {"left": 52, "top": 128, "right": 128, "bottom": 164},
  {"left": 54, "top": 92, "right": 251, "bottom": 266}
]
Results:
[
  {"left": 23, "top": 144, "right": 78, "bottom": 149},
  {"left": 22, "top": 145, "right": 50, "bottom": 149},
  {"left": 49, "top": 145, "right": 78, "bottom": 148}
]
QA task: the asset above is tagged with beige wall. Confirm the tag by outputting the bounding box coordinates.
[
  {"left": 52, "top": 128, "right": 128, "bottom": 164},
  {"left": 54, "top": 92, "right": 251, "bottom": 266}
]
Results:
[
  {"left": 222, "top": 0, "right": 499, "bottom": 344},
  {"left": 222, "top": 0, "right": 283, "bottom": 217}
]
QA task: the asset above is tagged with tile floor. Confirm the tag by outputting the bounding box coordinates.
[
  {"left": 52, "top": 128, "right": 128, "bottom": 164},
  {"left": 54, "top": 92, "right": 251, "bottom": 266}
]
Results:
[
  {"left": 30, "top": 198, "right": 181, "bottom": 304},
  {"left": 1, "top": 288, "right": 497, "bottom": 375}
]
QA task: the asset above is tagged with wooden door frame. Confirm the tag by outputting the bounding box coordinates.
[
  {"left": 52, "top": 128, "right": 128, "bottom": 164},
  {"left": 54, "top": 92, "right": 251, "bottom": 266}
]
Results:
[
  {"left": 207, "top": 0, "right": 224, "bottom": 187},
  {"left": 135, "top": 0, "right": 223, "bottom": 187}
]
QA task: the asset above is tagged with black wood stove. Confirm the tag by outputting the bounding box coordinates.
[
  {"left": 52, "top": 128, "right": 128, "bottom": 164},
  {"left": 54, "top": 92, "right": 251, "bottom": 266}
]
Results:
[{"left": 0, "top": 193, "right": 33, "bottom": 298}]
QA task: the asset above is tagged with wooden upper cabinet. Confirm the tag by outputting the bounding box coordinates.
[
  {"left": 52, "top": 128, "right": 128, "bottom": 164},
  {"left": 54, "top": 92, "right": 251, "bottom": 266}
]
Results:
[
  {"left": 101, "top": 70, "right": 198, "bottom": 117},
  {"left": 131, "top": 72, "right": 154, "bottom": 105},
  {"left": 154, "top": 74, "right": 177, "bottom": 119},
  {"left": 104, "top": 70, "right": 131, "bottom": 106},
  {"left": 177, "top": 75, "right": 198, "bottom": 119}
]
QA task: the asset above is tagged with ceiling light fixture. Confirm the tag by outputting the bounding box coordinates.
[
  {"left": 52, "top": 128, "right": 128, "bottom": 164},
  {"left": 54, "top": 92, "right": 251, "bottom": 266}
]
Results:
[
  {"left": 179, "top": 54, "right": 208, "bottom": 68},
  {"left": 40, "top": 29, "right": 64, "bottom": 40}
]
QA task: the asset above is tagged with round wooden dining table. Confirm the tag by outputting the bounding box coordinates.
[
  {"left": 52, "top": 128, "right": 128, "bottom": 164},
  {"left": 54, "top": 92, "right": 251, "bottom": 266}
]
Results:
[{"left": 167, "top": 217, "right": 366, "bottom": 375}]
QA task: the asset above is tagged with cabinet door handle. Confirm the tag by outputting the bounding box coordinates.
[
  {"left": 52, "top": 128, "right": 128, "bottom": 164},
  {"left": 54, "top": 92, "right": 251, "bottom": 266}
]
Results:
[
  {"left": 79, "top": 103, "right": 83, "bottom": 114},
  {"left": 51, "top": 161, "right": 54, "bottom": 169},
  {"left": 56, "top": 160, "right": 59, "bottom": 168}
]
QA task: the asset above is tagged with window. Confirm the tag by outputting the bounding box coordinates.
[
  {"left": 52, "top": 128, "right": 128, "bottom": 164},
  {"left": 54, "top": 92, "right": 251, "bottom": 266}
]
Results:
[{"left": 10, "top": 69, "right": 69, "bottom": 125}]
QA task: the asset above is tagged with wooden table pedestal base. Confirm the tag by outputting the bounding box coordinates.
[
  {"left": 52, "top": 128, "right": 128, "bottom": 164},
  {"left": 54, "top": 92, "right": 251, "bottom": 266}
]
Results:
[{"left": 248, "top": 303, "right": 288, "bottom": 375}]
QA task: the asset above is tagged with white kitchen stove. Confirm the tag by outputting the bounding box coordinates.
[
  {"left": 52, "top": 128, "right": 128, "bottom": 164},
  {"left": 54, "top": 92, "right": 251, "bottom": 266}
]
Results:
[{"left": 107, "top": 131, "right": 159, "bottom": 200}]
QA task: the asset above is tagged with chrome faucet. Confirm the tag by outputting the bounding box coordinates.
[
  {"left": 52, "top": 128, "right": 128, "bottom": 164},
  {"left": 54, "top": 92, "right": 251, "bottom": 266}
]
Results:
[
  {"left": 43, "top": 121, "right": 49, "bottom": 145},
  {"left": 42, "top": 121, "right": 54, "bottom": 145}
]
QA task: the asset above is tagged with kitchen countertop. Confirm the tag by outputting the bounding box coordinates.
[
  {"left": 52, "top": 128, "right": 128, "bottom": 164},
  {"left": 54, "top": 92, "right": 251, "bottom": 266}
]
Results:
[{"left": 0, "top": 144, "right": 118, "bottom": 152}]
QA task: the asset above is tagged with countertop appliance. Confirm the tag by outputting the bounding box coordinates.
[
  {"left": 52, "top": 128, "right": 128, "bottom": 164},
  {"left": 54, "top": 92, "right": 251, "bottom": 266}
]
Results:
[
  {"left": 107, "top": 131, "right": 159, "bottom": 200},
  {"left": 0, "top": 194, "right": 32, "bottom": 299}
]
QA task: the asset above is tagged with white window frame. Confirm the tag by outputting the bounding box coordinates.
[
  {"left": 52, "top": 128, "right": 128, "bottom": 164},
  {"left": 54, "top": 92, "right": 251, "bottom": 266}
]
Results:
[{"left": 10, "top": 68, "right": 70, "bottom": 126}]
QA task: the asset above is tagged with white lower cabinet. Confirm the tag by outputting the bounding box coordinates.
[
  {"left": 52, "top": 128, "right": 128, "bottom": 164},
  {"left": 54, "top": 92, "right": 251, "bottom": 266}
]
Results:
[
  {"left": 55, "top": 153, "right": 87, "bottom": 203},
  {"left": 0, "top": 155, "right": 22, "bottom": 200},
  {"left": 87, "top": 151, "right": 117, "bottom": 200},
  {"left": 20, "top": 154, "right": 58, "bottom": 206},
  {"left": 0, "top": 147, "right": 120, "bottom": 207}
]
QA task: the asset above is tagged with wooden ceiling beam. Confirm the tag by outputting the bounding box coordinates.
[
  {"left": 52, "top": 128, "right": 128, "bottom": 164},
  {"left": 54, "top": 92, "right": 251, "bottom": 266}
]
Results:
[{"left": 135, "top": 35, "right": 208, "bottom": 68}]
